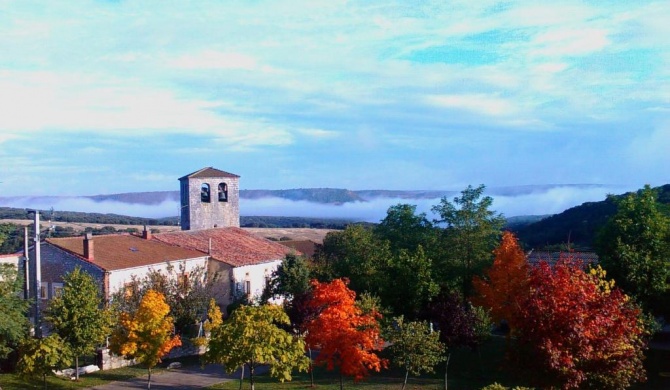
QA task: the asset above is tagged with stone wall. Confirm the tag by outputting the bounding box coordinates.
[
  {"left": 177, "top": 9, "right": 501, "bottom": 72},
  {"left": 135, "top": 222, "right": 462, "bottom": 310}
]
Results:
[
  {"left": 98, "top": 338, "right": 206, "bottom": 370},
  {"left": 181, "top": 176, "right": 240, "bottom": 230}
]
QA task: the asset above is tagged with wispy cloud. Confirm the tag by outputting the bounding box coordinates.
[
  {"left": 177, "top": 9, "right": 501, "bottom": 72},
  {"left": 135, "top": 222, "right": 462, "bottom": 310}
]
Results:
[
  {"left": 426, "top": 94, "right": 517, "bottom": 117},
  {"left": 0, "top": 0, "right": 666, "bottom": 196}
]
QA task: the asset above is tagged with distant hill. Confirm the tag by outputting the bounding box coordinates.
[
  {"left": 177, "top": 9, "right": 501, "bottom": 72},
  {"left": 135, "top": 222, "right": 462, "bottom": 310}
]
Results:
[
  {"left": 0, "top": 184, "right": 614, "bottom": 206},
  {"left": 512, "top": 184, "right": 670, "bottom": 250}
]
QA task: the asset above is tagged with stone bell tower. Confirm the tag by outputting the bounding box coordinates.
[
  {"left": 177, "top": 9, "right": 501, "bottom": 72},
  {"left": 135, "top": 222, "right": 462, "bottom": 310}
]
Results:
[{"left": 179, "top": 167, "right": 240, "bottom": 230}]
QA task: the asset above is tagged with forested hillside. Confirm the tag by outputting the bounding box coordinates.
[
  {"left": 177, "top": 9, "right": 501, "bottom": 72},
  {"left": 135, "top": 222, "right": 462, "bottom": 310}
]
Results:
[{"left": 513, "top": 184, "right": 670, "bottom": 249}]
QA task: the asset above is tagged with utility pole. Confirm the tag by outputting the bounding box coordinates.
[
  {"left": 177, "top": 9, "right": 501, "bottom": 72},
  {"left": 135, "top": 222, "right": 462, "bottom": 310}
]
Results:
[
  {"left": 30, "top": 211, "right": 42, "bottom": 338},
  {"left": 23, "top": 226, "right": 30, "bottom": 300}
]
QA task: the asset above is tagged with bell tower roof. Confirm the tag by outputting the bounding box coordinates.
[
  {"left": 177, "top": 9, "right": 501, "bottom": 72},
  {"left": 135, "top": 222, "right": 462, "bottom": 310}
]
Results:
[{"left": 179, "top": 167, "right": 240, "bottom": 180}]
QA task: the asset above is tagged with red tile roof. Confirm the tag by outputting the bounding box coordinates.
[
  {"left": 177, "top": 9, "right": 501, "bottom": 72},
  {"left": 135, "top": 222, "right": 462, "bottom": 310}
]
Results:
[
  {"left": 179, "top": 167, "right": 240, "bottom": 180},
  {"left": 154, "top": 227, "right": 292, "bottom": 267},
  {"left": 46, "top": 234, "right": 206, "bottom": 271},
  {"left": 526, "top": 251, "right": 599, "bottom": 266}
]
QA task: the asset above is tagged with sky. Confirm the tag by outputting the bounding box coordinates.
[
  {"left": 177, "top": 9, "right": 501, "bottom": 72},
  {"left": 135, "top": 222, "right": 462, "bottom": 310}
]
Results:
[{"left": 1, "top": 1, "right": 669, "bottom": 202}]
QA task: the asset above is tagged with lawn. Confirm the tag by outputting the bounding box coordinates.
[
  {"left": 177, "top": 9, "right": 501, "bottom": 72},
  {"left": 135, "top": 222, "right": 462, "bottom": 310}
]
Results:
[
  {"left": 207, "top": 336, "right": 531, "bottom": 390},
  {"left": 207, "top": 336, "right": 670, "bottom": 390},
  {"left": 0, "top": 355, "right": 200, "bottom": 390}
]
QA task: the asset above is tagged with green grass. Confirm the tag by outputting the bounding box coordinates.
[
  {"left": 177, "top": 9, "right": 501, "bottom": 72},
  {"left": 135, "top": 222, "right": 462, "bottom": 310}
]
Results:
[
  {"left": 0, "top": 355, "right": 200, "bottom": 390},
  {"left": 207, "top": 336, "right": 531, "bottom": 390},
  {"left": 206, "top": 336, "right": 670, "bottom": 390}
]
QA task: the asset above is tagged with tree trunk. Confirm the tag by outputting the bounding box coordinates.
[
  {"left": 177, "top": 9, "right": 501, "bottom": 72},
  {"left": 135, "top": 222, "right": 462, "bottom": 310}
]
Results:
[
  {"left": 340, "top": 370, "right": 343, "bottom": 390},
  {"left": 444, "top": 353, "right": 451, "bottom": 390},
  {"left": 250, "top": 362, "right": 255, "bottom": 390},
  {"left": 308, "top": 347, "right": 315, "bottom": 387},
  {"left": 402, "top": 369, "right": 409, "bottom": 390},
  {"left": 75, "top": 355, "right": 80, "bottom": 381},
  {"left": 43, "top": 373, "right": 47, "bottom": 390},
  {"left": 239, "top": 364, "right": 244, "bottom": 390},
  {"left": 147, "top": 367, "right": 152, "bottom": 390}
]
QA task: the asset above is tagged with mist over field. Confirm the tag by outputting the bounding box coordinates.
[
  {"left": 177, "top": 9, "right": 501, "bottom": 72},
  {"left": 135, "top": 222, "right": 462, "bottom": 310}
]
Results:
[{"left": 0, "top": 185, "right": 632, "bottom": 223}]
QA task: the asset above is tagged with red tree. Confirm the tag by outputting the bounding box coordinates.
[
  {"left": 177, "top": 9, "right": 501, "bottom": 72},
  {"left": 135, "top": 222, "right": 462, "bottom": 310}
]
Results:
[
  {"left": 305, "top": 279, "right": 387, "bottom": 389},
  {"left": 472, "top": 231, "right": 529, "bottom": 334},
  {"left": 515, "top": 258, "right": 647, "bottom": 389}
]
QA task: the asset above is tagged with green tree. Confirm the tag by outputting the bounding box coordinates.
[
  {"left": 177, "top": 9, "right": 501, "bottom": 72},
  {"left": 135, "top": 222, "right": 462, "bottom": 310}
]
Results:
[
  {"left": 314, "top": 225, "right": 392, "bottom": 294},
  {"left": 16, "top": 334, "right": 72, "bottom": 390},
  {"left": 385, "top": 316, "right": 445, "bottom": 390},
  {"left": 432, "top": 185, "right": 505, "bottom": 299},
  {"left": 596, "top": 185, "right": 670, "bottom": 313},
  {"left": 0, "top": 263, "right": 30, "bottom": 362},
  {"left": 44, "top": 267, "right": 111, "bottom": 380},
  {"left": 262, "top": 253, "right": 311, "bottom": 301},
  {"left": 0, "top": 223, "right": 23, "bottom": 254},
  {"left": 375, "top": 204, "right": 436, "bottom": 253},
  {"left": 382, "top": 246, "right": 439, "bottom": 319},
  {"left": 204, "top": 304, "right": 309, "bottom": 390}
]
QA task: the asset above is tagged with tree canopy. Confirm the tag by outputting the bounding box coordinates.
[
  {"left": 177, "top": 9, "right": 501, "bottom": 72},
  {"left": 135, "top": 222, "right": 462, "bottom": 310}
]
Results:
[
  {"left": 110, "top": 263, "right": 217, "bottom": 334},
  {"left": 385, "top": 316, "right": 445, "bottom": 390},
  {"left": 305, "top": 279, "right": 387, "bottom": 389},
  {"left": 0, "top": 263, "right": 30, "bottom": 362},
  {"left": 110, "top": 289, "right": 181, "bottom": 389},
  {"left": 472, "top": 231, "right": 529, "bottom": 334},
  {"left": 432, "top": 184, "right": 505, "bottom": 298},
  {"left": 515, "top": 258, "right": 647, "bottom": 389},
  {"left": 204, "top": 304, "right": 309, "bottom": 390},
  {"left": 595, "top": 185, "right": 670, "bottom": 314},
  {"left": 44, "top": 267, "right": 111, "bottom": 380},
  {"left": 16, "top": 334, "right": 71, "bottom": 389}
]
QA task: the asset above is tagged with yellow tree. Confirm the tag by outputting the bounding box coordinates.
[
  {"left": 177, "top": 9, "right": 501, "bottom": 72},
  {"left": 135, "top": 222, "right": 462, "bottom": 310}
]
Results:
[
  {"left": 472, "top": 231, "right": 529, "bottom": 335},
  {"left": 110, "top": 289, "right": 181, "bottom": 389}
]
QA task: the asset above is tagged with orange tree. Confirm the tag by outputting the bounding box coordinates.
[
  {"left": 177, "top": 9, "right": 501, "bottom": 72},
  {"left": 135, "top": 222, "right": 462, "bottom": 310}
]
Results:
[
  {"left": 110, "top": 289, "right": 181, "bottom": 389},
  {"left": 305, "top": 278, "right": 387, "bottom": 390},
  {"left": 472, "top": 231, "right": 529, "bottom": 335},
  {"left": 514, "top": 258, "right": 647, "bottom": 389}
]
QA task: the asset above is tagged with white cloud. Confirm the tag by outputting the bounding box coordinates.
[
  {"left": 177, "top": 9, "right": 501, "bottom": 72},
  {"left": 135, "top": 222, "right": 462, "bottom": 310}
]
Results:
[
  {"left": 426, "top": 94, "right": 516, "bottom": 117},
  {"left": 171, "top": 50, "right": 259, "bottom": 70},
  {"left": 297, "top": 128, "right": 339, "bottom": 139},
  {"left": 530, "top": 28, "right": 610, "bottom": 57}
]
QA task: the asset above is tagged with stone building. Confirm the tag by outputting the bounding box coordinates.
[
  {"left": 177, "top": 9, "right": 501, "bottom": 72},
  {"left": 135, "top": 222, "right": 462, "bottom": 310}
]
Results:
[
  {"left": 179, "top": 167, "right": 240, "bottom": 230},
  {"left": 31, "top": 167, "right": 294, "bottom": 312}
]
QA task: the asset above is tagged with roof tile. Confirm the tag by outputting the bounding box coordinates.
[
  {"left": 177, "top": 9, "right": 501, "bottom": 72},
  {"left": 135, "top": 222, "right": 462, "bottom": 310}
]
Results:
[
  {"left": 154, "top": 227, "right": 292, "bottom": 267},
  {"left": 46, "top": 234, "right": 206, "bottom": 271}
]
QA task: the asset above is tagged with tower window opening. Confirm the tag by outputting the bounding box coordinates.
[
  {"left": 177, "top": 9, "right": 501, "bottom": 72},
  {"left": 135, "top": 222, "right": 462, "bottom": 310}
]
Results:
[
  {"left": 218, "top": 183, "right": 228, "bottom": 202},
  {"left": 201, "top": 183, "right": 211, "bottom": 203}
]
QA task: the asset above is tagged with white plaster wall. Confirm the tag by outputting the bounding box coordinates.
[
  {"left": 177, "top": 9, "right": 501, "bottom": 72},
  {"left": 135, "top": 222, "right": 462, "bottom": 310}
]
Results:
[
  {"left": 108, "top": 256, "right": 209, "bottom": 295},
  {"left": 231, "top": 259, "right": 282, "bottom": 299},
  {"left": 0, "top": 254, "right": 22, "bottom": 267}
]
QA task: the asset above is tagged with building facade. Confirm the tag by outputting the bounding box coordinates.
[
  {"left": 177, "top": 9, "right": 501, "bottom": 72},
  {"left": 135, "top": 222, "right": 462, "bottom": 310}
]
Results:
[{"left": 179, "top": 167, "right": 240, "bottom": 230}]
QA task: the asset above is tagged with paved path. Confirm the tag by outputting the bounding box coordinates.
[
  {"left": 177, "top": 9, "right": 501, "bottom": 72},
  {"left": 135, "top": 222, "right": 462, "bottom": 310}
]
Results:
[{"left": 88, "top": 364, "right": 234, "bottom": 390}]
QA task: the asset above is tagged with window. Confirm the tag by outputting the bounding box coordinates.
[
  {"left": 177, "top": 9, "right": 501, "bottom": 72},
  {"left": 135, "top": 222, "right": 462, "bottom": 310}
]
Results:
[
  {"left": 218, "top": 183, "right": 228, "bottom": 202},
  {"left": 124, "top": 283, "right": 135, "bottom": 299},
  {"left": 40, "top": 282, "right": 49, "bottom": 300},
  {"left": 245, "top": 280, "right": 251, "bottom": 297},
  {"left": 178, "top": 273, "right": 189, "bottom": 292},
  {"left": 52, "top": 283, "right": 64, "bottom": 298},
  {"left": 201, "top": 183, "right": 211, "bottom": 202}
]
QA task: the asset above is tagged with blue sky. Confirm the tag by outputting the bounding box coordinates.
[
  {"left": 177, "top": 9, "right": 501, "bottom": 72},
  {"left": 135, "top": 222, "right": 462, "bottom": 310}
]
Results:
[{"left": 1, "top": 0, "right": 669, "bottom": 198}]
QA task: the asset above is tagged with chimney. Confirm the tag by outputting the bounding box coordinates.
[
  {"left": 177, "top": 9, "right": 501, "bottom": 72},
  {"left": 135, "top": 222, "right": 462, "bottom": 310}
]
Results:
[
  {"left": 83, "top": 233, "right": 94, "bottom": 260},
  {"left": 142, "top": 225, "right": 152, "bottom": 240}
]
